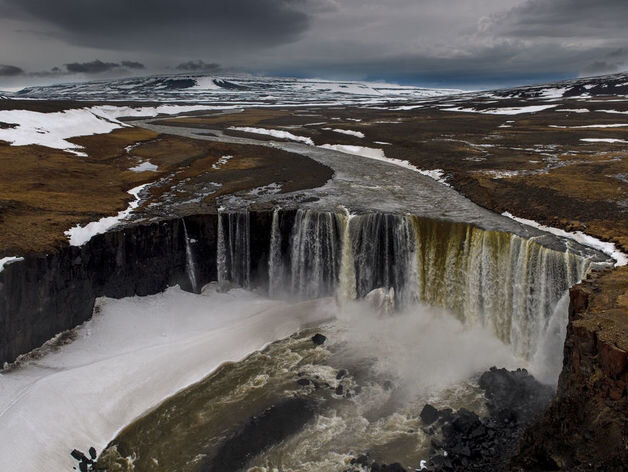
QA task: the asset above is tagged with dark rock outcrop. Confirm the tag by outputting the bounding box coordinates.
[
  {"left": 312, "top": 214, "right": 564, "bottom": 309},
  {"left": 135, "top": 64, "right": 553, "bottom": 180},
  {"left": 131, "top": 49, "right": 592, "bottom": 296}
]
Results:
[
  {"left": 311, "top": 333, "right": 327, "bottom": 345},
  {"left": 425, "top": 367, "right": 553, "bottom": 471}
]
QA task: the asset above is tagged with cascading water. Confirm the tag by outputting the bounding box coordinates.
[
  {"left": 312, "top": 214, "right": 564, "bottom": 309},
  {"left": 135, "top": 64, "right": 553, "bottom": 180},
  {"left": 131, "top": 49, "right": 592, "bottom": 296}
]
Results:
[
  {"left": 289, "top": 209, "right": 342, "bottom": 299},
  {"left": 182, "top": 219, "right": 199, "bottom": 293},
  {"left": 217, "top": 210, "right": 251, "bottom": 289},
  {"left": 350, "top": 213, "right": 419, "bottom": 306},
  {"left": 268, "top": 208, "right": 284, "bottom": 298},
  {"left": 217, "top": 208, "right": 592, "bottom": 361}
]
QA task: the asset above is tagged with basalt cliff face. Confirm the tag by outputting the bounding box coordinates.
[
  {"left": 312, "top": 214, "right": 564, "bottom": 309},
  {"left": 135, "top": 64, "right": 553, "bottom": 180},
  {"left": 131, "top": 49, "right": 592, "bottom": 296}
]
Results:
[
  {"left": 0, "top": 215, "right": 218, "bottom": 365},
  {"left": 511, "top": 267, "right": 628, "bottom": 471}
]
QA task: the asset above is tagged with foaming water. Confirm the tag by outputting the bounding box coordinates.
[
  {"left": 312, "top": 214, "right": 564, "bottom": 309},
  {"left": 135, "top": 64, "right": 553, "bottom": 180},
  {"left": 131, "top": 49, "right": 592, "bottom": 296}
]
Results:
[{"left": 99, "top": 299, "right": 522, "bottom": 472}]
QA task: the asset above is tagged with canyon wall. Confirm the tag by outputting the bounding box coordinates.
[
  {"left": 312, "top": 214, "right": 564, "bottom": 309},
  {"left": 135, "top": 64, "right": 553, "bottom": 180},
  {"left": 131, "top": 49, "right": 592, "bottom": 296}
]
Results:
[
  {"left": 511, "top": 267, "right": 627, "bottom": 471},
  {"left": 0, "top": 215, "right": 218, "bottom": 365}
]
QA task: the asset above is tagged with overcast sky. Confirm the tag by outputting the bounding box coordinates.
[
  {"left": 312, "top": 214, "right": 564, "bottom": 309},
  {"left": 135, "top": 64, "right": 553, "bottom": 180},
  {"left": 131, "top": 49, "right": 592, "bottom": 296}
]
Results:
[{"left": 0, "top": 0, "right": 626, "bottom": 89}]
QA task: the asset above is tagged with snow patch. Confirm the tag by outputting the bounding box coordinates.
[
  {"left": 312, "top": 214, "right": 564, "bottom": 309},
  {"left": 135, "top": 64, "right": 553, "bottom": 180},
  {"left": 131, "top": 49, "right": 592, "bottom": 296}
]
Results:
[
  {"left": 0, "top": 257, "right": 23, "bottom": 272},
  {"left": 64, "top": 184, "right": 148, "bottom": 246},
  {"left": 228, "top": 126, "right": 314, "bottom": 145},
  {"left": 0, "top": 105, "right": 231, "bottom": 155},
  {"left": 129, "top": 160, "right": 158, "bottom": 172},
  {"left": 580, "top": 138, "right": 628, "bottom": 144},
  {"left": 322, "top": 128, "right": 365, "bottom": 138},
  {"left": 597, "top": 109, "right": 628, "bottom": 115},
  {"left": 212, "top": 155, "right": 233, "bottom": 169},
  {"left": 246, "top": 183, "right": 282, "bottom": 196},
  {"left": 549, "top": 123, "right": 628, "bottom": 129},
  {"left": 0, "top": 109, "right": 124, "bottom": 156},
  {"left": 442, "top": 105, "right": 556, "bottom": 115},
  {"left": 539, "top": 87, "right": 568, "bottom": 98},
  {"left": 555, "top": 108, "right": 589, "bottom": 113},
  {"left": 417, "top": 169, "right": 450, "bottom": 185},
  {"left": 502, "top": 212, "right": 627, "bottom": 267}
]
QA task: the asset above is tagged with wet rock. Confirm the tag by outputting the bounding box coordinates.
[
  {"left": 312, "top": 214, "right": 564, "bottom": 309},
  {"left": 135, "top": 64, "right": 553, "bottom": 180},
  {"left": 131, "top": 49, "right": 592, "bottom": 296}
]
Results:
[
  {"left": 297, "top": 378, "right": 311, "bottom": 386},
  {"left": 335, "top": 385, "right": 344, "bottom": 396},
  {"left": 71, "top": 450, "right": 87, "bottom": 462},
  {"left": 311, "top": 333, "right": 327, "bottom": 345},
  {"left": 450, "top": 409, "right": 481, "bottom": 435},
  {"left": 336, "top": 369, "right": 347, "bottom": 379},
  {"left": 346, "top": 454, "right": 407, "bottom": 472},
  {"left": 372, "top": 463, "right": 405, "bottom": 472},
  {"left": 350, "top": 454, "right": 370, "bottom": 467},
  {"left": 424, "top": 368, "right": 554, "bottom": 471},
  {"left": 420, "top": 404, "right": 439, "bottom": 425},
  {"left": 201, "top": 398, "right": 315, "bottom": 472}
]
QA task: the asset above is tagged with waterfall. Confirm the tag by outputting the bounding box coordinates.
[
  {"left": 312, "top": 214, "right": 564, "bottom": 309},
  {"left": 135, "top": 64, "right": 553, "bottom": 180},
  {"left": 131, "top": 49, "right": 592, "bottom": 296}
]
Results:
[
  {"left": 268, "top": 208, "right": 284, "bottom": 298},
  {"left": 289, "top": 209, "right": 341, "bottom": 299},
  {"left": 350, "top": 213, "right": 419, "bottom": 305},
  {"left": 182, "top": 219, "right": 199, "bottom": 293},
  {"left": 410, "top": 218, "right": 590, "bottom": 359},
  {"left": 217, "top": 209, "right": 592, "bottom": 361},
  {"left": 337, "top": 209, "right": 357, "bottom": 303},
  {"left": 217, "top": 211, "right": 251, "bottom": 289}
]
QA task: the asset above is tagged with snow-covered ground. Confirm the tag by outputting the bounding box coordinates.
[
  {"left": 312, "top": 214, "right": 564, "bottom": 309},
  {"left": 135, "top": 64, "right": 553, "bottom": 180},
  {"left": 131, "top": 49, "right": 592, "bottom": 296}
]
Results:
[
  {"left": 0, "top": 286, "right": 335, "bottom": 472},
  {"left": 212, "top": 154, "right": 233, "bottom": 169},
  {"left": 64, "top": 184, "right": 148, "bottom": 246},
  {"left": 549, "top": 123, "right": 628, "bottom": 129},
  {"left": 0, "top": 109, "right": 124, "bottom": 156},
  {"left": 229, "top": 126, "right": 315, "bottom": 145},
  {"left": 0, "top": 105, "right": 231, "bottom": 155},
  {"left": 441, "top": 104, "right": 557, "bottom": 115},
  {"left": 14, "top": 74, "right": 460, "bottom": 104},
  {"left": 580, "top": 138, "right": 628, "bottom": 144},
  {"left": 322, "top": 128, "right": 365, "bottom": 138},
  {"left": 129, "top": 160, "right": 158, "bottom": 172},
  {"left": 0, "top": 256, "right": 23, "bottom": 273},
  {"left": 503, "top": 212, "right": 627, "bottom": 267}
]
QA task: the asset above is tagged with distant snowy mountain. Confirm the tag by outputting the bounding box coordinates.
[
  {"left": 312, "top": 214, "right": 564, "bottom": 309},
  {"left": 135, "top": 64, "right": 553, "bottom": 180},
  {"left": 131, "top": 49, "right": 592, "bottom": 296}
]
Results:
[
  {"left": 12, "top": 74, "right": 461, "bottom": 104},
  {"left": 492, "top": 72, "right": 628, "bottom": 99}
]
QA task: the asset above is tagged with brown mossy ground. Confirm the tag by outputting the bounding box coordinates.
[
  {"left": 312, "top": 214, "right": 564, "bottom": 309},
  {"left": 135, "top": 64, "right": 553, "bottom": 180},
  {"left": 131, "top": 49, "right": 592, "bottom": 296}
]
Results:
[
  {"left": 0, "top": 128, "right": 158, "bottom": 254},
  {"left": 0, "top": 126, "right": 332, "bottom": 256}
]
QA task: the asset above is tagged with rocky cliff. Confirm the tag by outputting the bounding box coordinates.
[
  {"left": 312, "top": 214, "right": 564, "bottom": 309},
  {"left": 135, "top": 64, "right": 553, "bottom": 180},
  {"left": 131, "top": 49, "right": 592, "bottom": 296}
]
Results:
[
  {"left": 511, "top": 266, "right": 628, "bottom": 471},
  {"left": 0, "top": 215, "right": 218, "bottom": 365}
]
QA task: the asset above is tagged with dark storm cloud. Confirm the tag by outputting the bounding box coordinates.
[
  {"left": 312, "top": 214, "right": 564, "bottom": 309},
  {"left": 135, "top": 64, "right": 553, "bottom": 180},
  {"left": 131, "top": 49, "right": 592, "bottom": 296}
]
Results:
[
  {"left": 1, "top": 0, "right": 316, "bottom": 53},
  {"left": 0, "top": 0, "right": 626, "bottom": 87},
  {"left": 0, "top": 64, "right": 24, "bottom": 76},
  {"left": 175, "top": 61, "right": 221, "bottom": 72},
  {"left": 121, "top": 61, "right": 145, "bottom": 70},
  {"left": 581, "top": 61, "right": 623, "bottom": 76},
  {"left": 489, "top": 0, "right": 627, "bottom": 38},
  {"left": 64, "top": 60, "right": 146, "bottom": 74},
  {"left": 280, "top": 40, "right": 616, "bottom": 88},
  {"left": 65, "top": 60, "right": 121, "bottom": 74}
]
